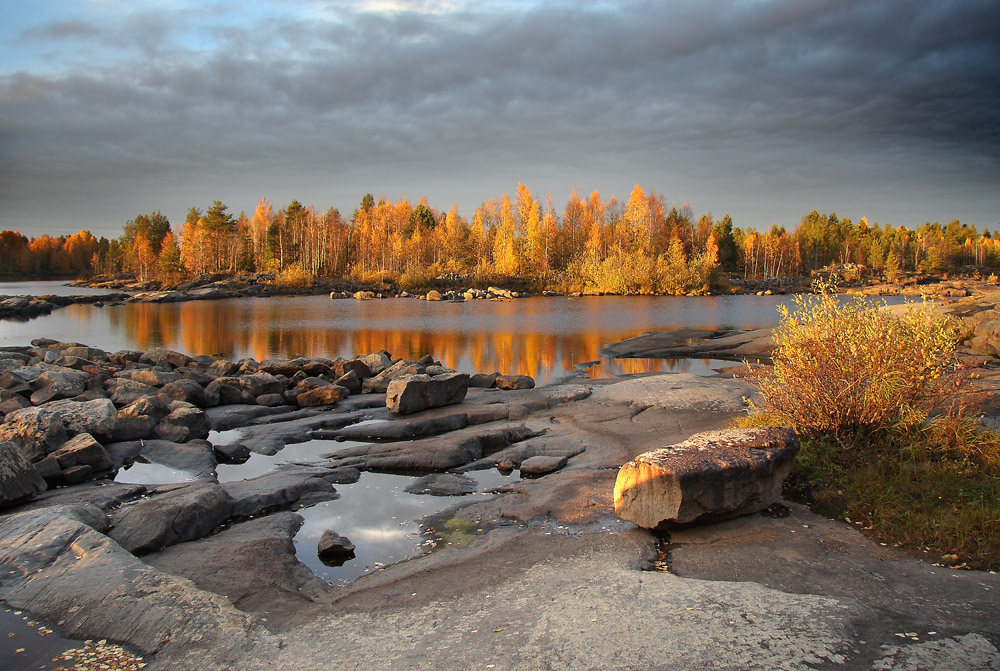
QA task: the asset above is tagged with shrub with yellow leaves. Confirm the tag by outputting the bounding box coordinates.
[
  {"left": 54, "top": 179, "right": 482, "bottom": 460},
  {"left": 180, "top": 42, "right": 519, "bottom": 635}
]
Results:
[{"left": 742, "top": 282, "right": 963, "bottom": 446}]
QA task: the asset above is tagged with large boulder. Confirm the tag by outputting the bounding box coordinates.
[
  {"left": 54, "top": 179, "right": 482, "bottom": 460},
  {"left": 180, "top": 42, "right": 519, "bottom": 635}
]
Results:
[
  {"left": 29, "top": 370, "right": 90, "bottom": 404},
  {"left": 42, "top": 398, "right": 117, "bottom": 437},
  {"left": 613, "top": 427, "right": 799, "bottom": 527},
  {"left": 158, "top": 378, "right": 208, "bottom": 407},
  {"left": 240, "top": 372, "right": 285, "bottom": 397},
  {"left": 0, "top": 441, "right": 46, "bottom": 507},
  {"left": 362, "top": 360, "right": 425, "bottom": 394},
  {"left": 155, "top": 405, "right": 210, "bottom": 442},
  {"left": 296, "top": 384, "right": 348, "bottom": 408},
  {"left": 358, "top": 352, "right": 391, "bottom": 376},
  {"left": 222, "top": 467, "right": 339, "bottom": 519},
  {"left": 112, "top": 395, "right": 171, "bottom": 441},
  {"left": 51, "top": 433, "right": 114, "bottom": 473},
  {"left": 139, "top": 347, "right": 193, "bottom": 369},
  {"left": 0, "top": 407, "right": 68, "bottom": 462},
  {"left": 108, "top": 482, "right": 234, "bottom": 554},
  {"left": 105, "top": 378, "right": 159, "bottom": 406},
  {"left": 386, "top": 372, "right": 469, "bottom": 415}
]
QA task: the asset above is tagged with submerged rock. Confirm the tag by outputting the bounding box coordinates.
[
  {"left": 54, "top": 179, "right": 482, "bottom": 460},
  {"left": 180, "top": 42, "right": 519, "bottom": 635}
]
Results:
[
  {"left": 404, "top": 472, "right": 477, "bottom": 496},
  {"left": 613, "top": 427, "right": 799, "bottom": 527}
]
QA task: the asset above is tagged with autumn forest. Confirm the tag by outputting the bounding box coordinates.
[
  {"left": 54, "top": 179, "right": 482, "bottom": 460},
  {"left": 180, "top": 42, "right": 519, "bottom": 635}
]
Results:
[{"left": 2, "top": 184, "right": 996, "bottom": 294}]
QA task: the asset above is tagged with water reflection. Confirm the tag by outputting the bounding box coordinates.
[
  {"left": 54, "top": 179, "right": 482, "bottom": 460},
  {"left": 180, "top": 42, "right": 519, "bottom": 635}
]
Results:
[
  {"left": 294, "top": 469, "right": 517, "bottom": 585},
  {"left": 0, "top": 294, "right": 909, "bottom": 385}
]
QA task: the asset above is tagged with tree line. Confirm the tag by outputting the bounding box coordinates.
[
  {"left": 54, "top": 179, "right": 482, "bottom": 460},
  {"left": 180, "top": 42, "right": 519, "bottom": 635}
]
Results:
[{"left": 2, "top": 184, "right": 997, "bottom": 293}]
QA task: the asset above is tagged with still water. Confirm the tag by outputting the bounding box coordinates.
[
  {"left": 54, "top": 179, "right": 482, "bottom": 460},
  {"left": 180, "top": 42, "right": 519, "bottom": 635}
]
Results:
[{"left": 1, "top": 290, "right": 813, "bottom": 383}]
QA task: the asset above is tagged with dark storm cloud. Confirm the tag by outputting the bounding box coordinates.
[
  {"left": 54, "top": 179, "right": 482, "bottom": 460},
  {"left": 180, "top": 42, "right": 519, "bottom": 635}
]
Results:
[{"left": 1, "top": 0, "right": 998, "bottom": 236}]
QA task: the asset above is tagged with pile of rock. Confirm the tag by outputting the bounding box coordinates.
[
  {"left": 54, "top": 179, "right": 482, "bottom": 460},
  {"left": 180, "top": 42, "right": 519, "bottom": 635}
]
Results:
[{"left": 0, "top": 339, "right": 534, "bottom": 502}]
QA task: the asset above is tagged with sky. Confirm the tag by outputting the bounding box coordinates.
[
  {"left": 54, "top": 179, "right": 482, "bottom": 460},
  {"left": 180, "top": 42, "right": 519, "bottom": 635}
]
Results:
[{"left": 0, "top": 0, "right": 998, "bottom": 240}]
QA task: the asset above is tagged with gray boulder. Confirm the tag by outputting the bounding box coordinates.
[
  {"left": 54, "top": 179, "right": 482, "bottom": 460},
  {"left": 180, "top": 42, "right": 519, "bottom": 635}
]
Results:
[
  {"left": 108, "top": 482, "right": 234, "bottom": 554},
  {"left": 42, "top": 398, "right": 117, "bottom": 437},
  {"left": 613, "top": 427, "right": 800, "bottom": 527},
  {"left": 30, "top": 369, "right": 90, "bottom": 404},
  {"left": 469, "top": 372, "right": 499, "bottom": 388},
  {"left": 155, "top": 405, "right": 210, "bottom": 442},
  {"left": 140, "top": 347, "right": 193, "bottom": 369},
  {"left": 333, "top": 370, "right": 361, "bottom": 393},
  {"left": 296, "top": 384, "right": 348, "bottom": 408},
  {"left": 222, "top": 467, "right": 339, "bottom": 519},
  {"left": 51, "top": 433, "right": 114, "bottom": 472},
  {"left": 363, "top": 360, "right": 427, "bottom": 394},
  {"left": 105, "top": 378, "right": 159, "bottom": 406},
  {"left": 158, "top": 378, "right": 208, "bottom": 407},
  {"left": 0, "top": 407, "right": 68, "bottom": 462},
  {"left": 112, "top": 395, "right": 171, "bottom": 441},
  {"left": 0, "top": 441, "right": 46, "bottom": 507},
  {"left": 386, "top": 372, "right": 469, "bottom": 415},
  {"left": 520, "top": 454, "right": 568, "bottom": 477},
  {"left": 60, "top": 345, "right": 108, "bottom": 361},
  {"left": 240, "top": 372, "right": 285, "bottom": 397},
  {"left": 333, "top": 358, "right": 371, "bottom": 380},
  {"left": 358, "top": 352, "right": 391, "bottom": 376},
  {"left": 317, "top": 530, "right": 356, "bottom": 559}
]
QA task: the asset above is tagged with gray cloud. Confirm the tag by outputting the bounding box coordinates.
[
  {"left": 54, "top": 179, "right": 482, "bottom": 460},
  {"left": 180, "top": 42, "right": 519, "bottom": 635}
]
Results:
[{"left": 1, "top": 0, "right": 998, "bottom": 238}]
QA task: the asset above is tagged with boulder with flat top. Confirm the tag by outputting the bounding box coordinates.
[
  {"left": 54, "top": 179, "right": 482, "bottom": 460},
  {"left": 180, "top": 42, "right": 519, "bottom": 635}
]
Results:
[
  {"left": 613, "top": 427, "right": 799, "bottom": 527},
  {"left": 386, "top": 372, "right": 469, "bottom": 414}
]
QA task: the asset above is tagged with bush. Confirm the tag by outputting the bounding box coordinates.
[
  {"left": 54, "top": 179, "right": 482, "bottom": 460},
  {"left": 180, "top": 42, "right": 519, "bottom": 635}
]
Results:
[
  {"left": 740, "top": 283, "right": 1000, "bottom": 569},
  {"left": 741, "top": 283, "right": 963, "bottom": 446}
]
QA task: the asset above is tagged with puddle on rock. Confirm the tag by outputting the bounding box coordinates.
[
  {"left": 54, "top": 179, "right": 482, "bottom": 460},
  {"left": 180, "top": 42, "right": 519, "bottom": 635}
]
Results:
[
  {"left": 1, "top": 604, "right": 80, "bottom": 671},
  {"left": 114, "top": 460, "right": 198, "bottom": 485},
  {"left": 216, "top": 438, "right": 368, "bottom": 482},
  {"left": 294, "top": 469, "right": 519, "bottom": 585}
]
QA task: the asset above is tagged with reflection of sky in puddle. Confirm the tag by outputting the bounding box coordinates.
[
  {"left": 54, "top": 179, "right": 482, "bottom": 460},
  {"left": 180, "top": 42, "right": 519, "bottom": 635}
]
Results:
[
  {"left": 1, "top": 603, "right": 76, "bottom": 671},
  {"left": 206, "top": 427, "right": 246, "bottom": 445},
  {"left": 114, "top": 461, "right": 198, "bottom": 485},
  {"left": 216, "top": 439, "right": 366, "bottom": 483},
  {"left": 295, "top": 469, "right": 518, "bottom": 585}
]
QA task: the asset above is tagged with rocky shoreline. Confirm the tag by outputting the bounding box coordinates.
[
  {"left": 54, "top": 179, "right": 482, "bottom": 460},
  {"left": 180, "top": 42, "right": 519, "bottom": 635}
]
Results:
[
  {"left": 2, "top": 326, "right": 999, "bottom": 668},
  {"left": 1, "top": 268, "right": 988, "bottom": 322}
]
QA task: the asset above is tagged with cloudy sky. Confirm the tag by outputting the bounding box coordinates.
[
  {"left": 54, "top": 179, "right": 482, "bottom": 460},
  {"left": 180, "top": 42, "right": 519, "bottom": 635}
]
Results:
[{"left": 1, "top": 0, "right": 998, "bottom": 239}]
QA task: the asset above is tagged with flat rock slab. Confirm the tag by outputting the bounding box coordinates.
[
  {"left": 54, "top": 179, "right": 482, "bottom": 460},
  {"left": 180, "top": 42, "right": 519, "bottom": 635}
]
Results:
[
  {"left": 222, "top": 467, "right": 339, "bottom": 519},
  {"left": 614, "top": 427, "right": 799, "bottom": 527},
  {"left": 145, "top": 511, "right": 331, "bottom": 628},
  {"left": 108, "top": 482, "right": 234, "bottom": 554},
  {"left": 404, "top": 472, "right": 477, "bottom": 496},
  {"left": 0, "top": 506, "right": 274, "bottom": 667}
]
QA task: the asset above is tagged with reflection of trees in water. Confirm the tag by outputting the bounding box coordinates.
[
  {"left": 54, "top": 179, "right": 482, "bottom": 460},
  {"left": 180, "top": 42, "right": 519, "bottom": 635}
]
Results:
[{"left": 110, "top": 300, "right": 677, "bottom": 383}]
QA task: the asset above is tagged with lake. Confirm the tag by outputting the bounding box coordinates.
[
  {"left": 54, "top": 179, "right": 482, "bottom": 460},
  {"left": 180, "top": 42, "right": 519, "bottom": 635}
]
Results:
[{"left": 0, "top": 282, "right": 915, "bottom": 383}]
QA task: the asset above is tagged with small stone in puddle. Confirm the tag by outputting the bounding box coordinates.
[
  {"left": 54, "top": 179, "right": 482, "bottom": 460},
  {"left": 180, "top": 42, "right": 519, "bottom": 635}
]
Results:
[
  {"left": 404, "top": 473, "right": 476, "bottom": 496},
  {"left": 318, "top": 530, "right": 356, "bottom": 560}
]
